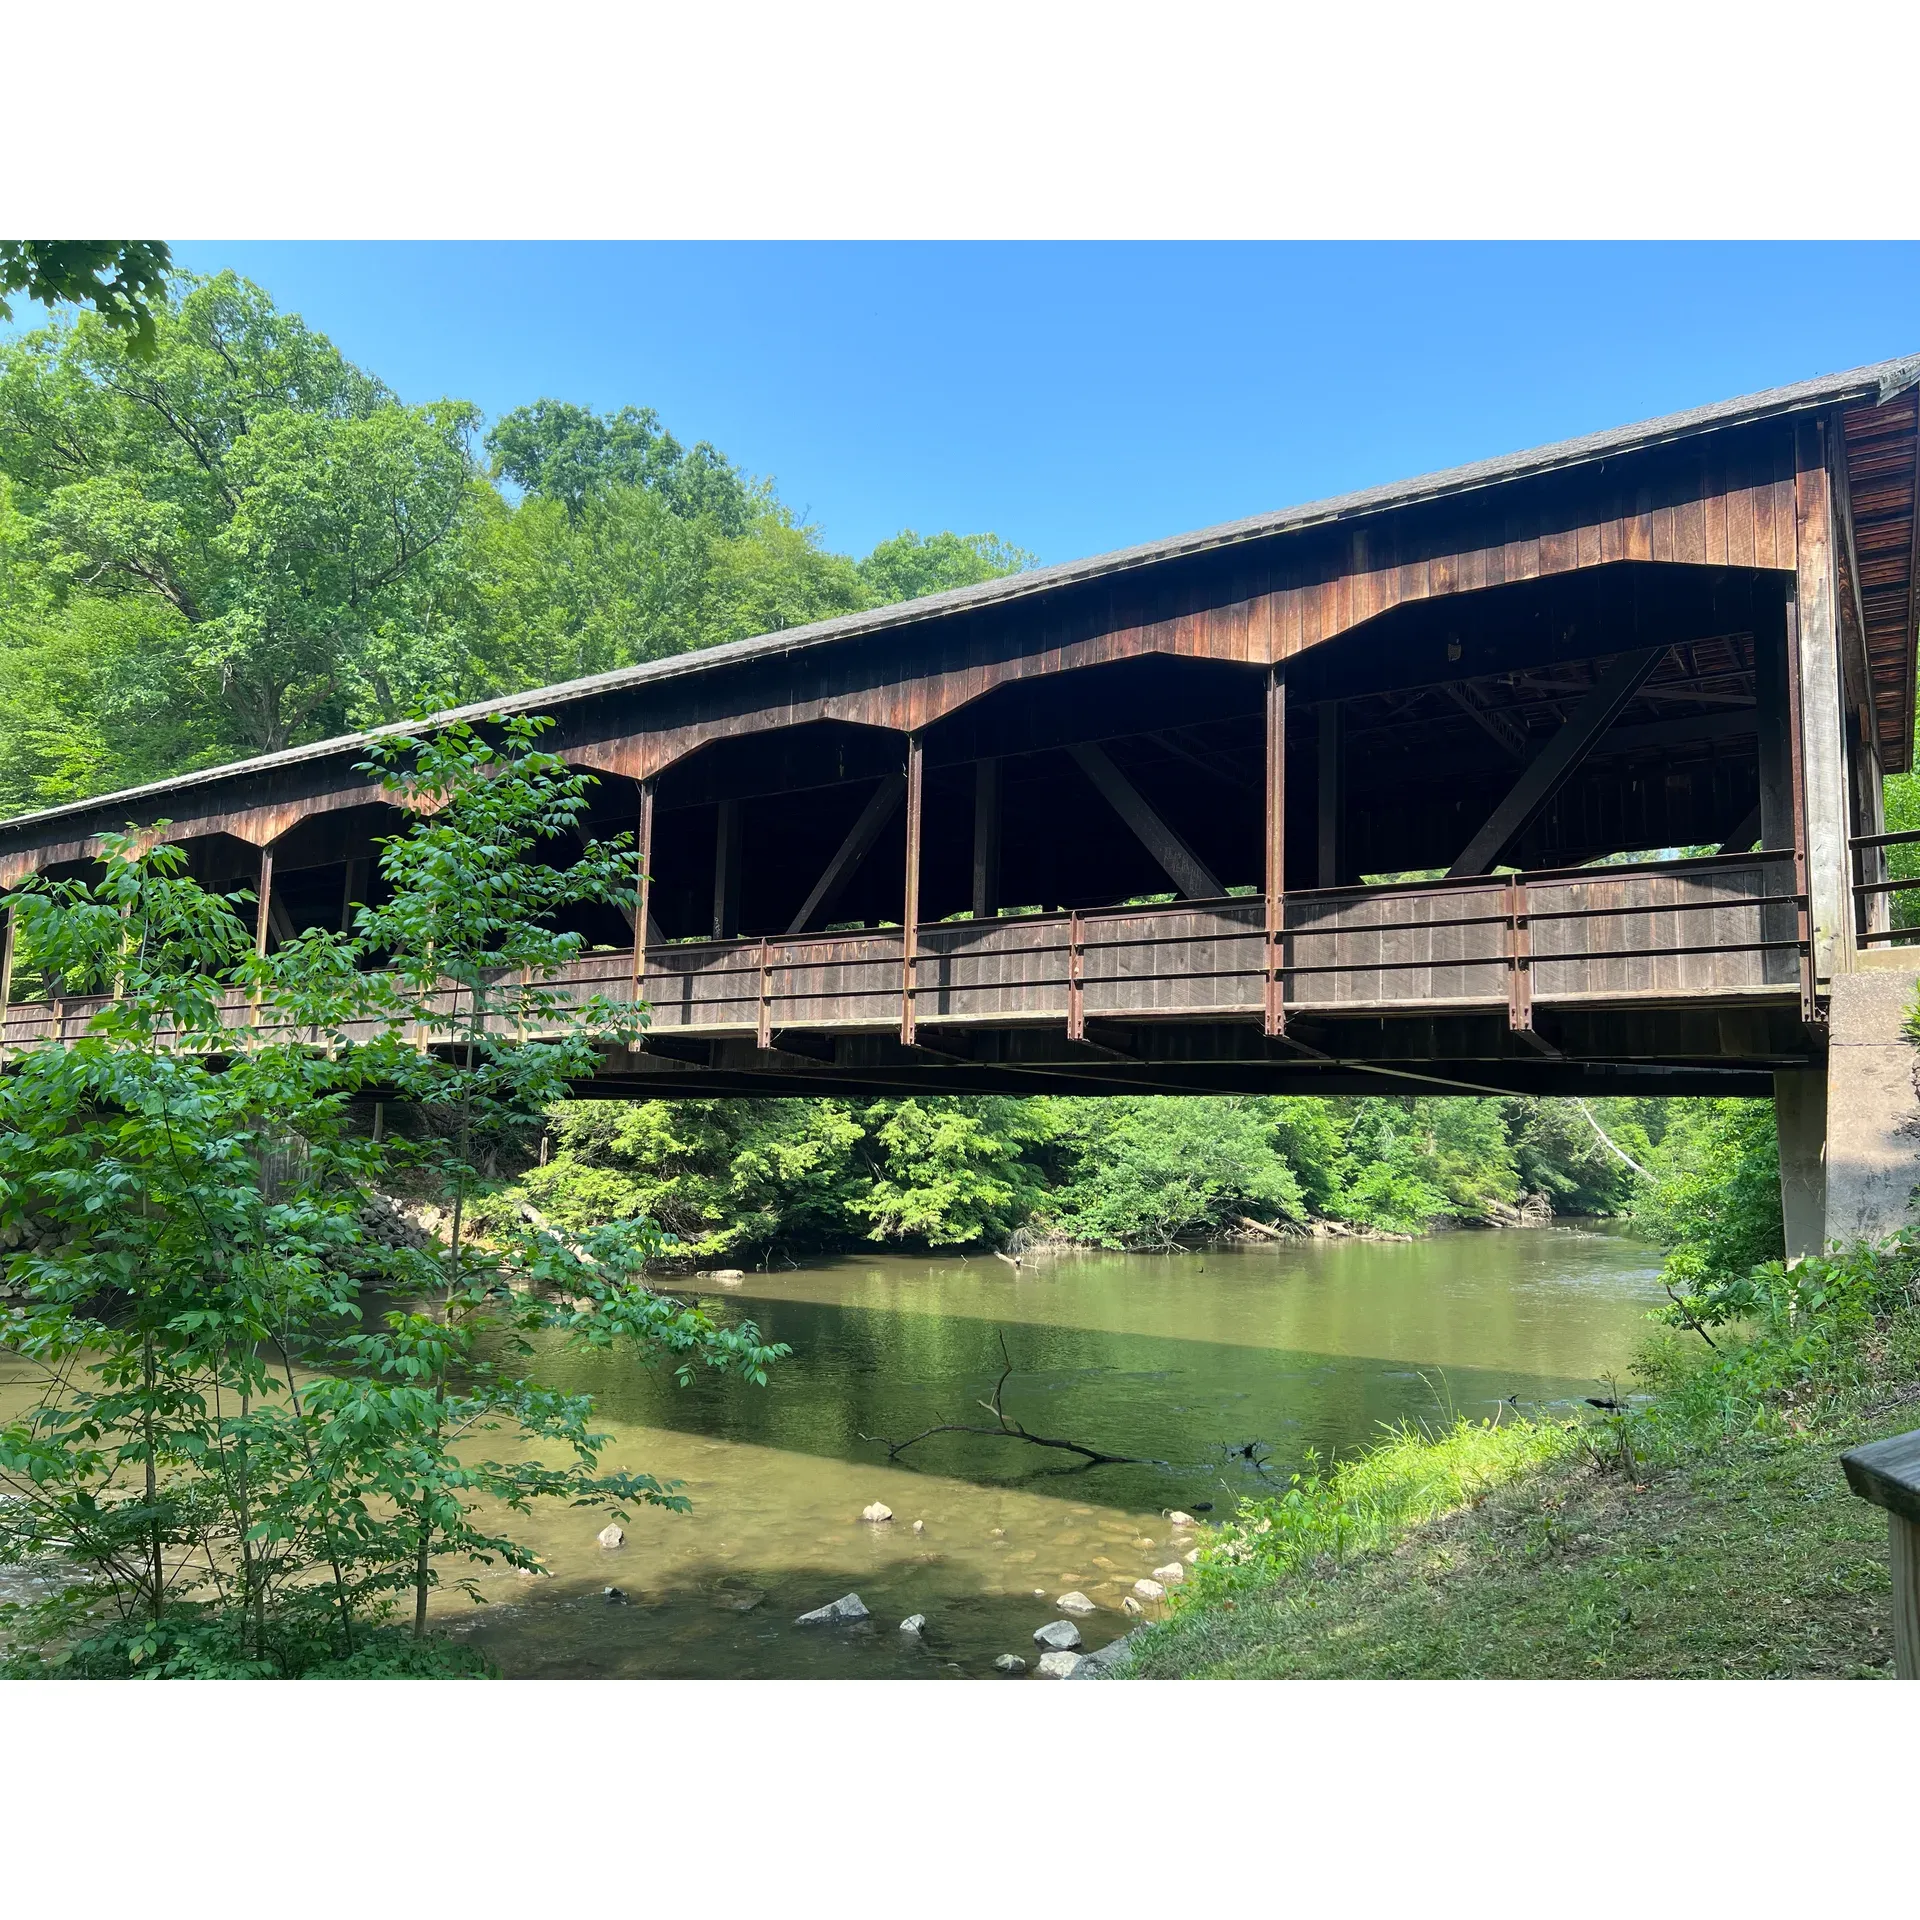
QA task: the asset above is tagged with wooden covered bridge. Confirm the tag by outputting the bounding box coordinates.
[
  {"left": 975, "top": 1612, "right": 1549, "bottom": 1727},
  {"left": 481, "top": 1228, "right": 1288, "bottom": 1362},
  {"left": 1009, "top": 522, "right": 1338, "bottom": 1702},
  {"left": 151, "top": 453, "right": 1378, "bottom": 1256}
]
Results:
[{"left": 5, "top": 355, "right": 1920, "bottom": 1246}]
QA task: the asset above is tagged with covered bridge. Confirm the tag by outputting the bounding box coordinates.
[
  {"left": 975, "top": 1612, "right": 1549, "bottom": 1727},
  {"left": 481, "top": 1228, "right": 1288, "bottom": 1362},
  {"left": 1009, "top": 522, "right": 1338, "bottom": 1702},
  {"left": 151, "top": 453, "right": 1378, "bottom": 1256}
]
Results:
[{"left": 6, "top": 355, "right": 1920, "bottom": 1252}]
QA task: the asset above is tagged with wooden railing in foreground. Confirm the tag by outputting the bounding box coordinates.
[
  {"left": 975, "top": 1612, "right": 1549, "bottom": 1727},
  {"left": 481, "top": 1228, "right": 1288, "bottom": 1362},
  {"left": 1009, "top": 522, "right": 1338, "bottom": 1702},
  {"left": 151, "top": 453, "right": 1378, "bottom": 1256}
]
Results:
[
  {"left": 0, "top": 852, "right": 1807, "bottom": 1061},
  {"left": 1841, "top": 1427, "right": 1920, "bottom": 1679},
  {"left": 1852, "top": 827, "right": 1920, "bottom": 948}
]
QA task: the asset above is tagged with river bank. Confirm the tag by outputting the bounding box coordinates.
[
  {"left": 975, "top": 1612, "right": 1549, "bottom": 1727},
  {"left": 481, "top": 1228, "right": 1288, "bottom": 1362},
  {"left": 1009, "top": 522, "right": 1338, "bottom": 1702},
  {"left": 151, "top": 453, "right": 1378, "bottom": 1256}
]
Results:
[{"left": 1114, "top": 1250, "right": 1920, "bottom": 1680}]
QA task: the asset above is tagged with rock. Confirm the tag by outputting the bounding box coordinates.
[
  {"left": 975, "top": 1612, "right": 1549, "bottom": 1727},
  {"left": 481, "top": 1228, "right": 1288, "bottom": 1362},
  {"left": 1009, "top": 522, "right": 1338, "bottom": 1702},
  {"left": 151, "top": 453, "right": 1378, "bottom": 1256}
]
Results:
[
  {"left": 899, "top": 1614, "right": 927, "bottom": 1636},
  {"left": 987, "top": 1526, "right": 1006, "bottom": 1538},
  {"left": 1035, "top": 1650, "right": 1082, "bottom": 1678},
  {"left": 1132, "top": 1577, "right": 1166, "bottom": 1601},
  {"left": 603, "top": 1585, "right": 631, "bottom": 1605},
  {"left": 597, "top": 1522, "right": 625, "bottom": 1550},
  {"left": 710, "top": 1586, "right": 766, "bottom": 1613},
  {"left": 795, "top": 1592, "right": 870, "bottom": 1626},
  {"left": 515, "top": 1564, "right": 548, "bottom": 1581},
  {"left": 1184, "top": 1548, "right": 1202, "bottom": 1565},
  {"left": 1033, "top": 1619, "right": 1083, "bottom": 1652},
  {"left": 1121, "top": 1595, "right": 1144, "bottom": 1616},
  {"left": 1151, "top": 1562, "right": 1186, "bottom": 1585},
  {"left": 861, "top": 1501, "right": 894, "bottom": 1524},
  {"left": 1133, "top": 1536, "right": 1156, "bottom": 1549},
  {"left": 911, "top": 1519, "right": 926, "bottom": 1533},
  {"left": 1055, "top": 1591, "right": 1096, "bottom": 1614},
  {"left": 1165, "top": 1510, "right": 1196, "bottom": 1527},
  {"left": 1066, "top": 1631, "right": 1139, "bottom": 1680},
  {"left": 1031, "top": 1589, "right": 1047, "bottom": 1599},
  {"left": 707, "top": 1269, "right": 746, "bottom": 1284},
  {"left": 993, "top": 1654, "right": 1028, "bottom": 1675}
]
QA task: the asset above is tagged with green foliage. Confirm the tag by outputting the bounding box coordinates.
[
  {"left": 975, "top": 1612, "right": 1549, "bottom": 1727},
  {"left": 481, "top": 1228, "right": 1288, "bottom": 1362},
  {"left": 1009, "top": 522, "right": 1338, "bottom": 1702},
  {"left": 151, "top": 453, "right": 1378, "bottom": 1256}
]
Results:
[
  {"left": 855, "top": 528, "right": 1035, "bottom": 604},
  {"left": 1182, "top": 1416, "right": 1577, "bottom": 1601},
  {"left": 0, "top": 720, "right": 785, "bottom": 1676},
  {"left": 1046, "top": 1097, "right": 1305, "bottom": 1249},
  {"left": 0, "top": 270, "right": 479, "bottom": 759},
  {"left": 487, "top": 398, "right": 757, "bottom": 532},
  {"left": 515, "top": 1088, "right": 1654, "bottom": 1256},
  {"left": 1629, "top": 1098, "right": 1783, "bottom": 1312},
  {"left": 0, "top": 242, "right": 172, "bottom": 355}
]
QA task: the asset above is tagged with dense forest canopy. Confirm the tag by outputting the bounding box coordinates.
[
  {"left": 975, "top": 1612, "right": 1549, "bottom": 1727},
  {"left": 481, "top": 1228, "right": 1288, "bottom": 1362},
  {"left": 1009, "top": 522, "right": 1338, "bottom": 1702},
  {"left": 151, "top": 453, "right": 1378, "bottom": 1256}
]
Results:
[{"left": 0, "top": 265, "right": 1810, "bottom": 1258}]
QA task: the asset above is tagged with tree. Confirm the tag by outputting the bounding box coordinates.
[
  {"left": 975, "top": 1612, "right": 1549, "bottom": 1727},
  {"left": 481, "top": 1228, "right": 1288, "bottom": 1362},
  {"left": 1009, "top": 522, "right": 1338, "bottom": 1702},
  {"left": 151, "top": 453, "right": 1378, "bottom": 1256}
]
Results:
[
  {"left": 0, "top": 715, "right": 785, "bottom": 1676},
  {"left": 856, "top": 528, "right": 1035, "bottom": 605},
  {"left": 0, "top": 242, "right": 172, "bottom": 356},
  {"left": 0, "top": 270, "right": 480, "bottom": 757},
  {"left": 487, "top": 398, "right": 757, "bottom": 533}
]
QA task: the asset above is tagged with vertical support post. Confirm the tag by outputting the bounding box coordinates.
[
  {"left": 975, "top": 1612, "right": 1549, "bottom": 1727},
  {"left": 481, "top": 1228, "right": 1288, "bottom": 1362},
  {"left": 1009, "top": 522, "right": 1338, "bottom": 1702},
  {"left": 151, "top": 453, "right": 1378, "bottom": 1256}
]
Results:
[
  {"left": 1317, "top": 701, "right": 1343, "bottom": 889},
  {"left": 0, "top": 893, "right": 14, "bottom": 1064},
  {"left": 1753, "top": 612, "right": 1795, "bottom": 851},
  {"left": 756, "top": 938, "right": 773, "bottom": 1049},
  {"left": 1264, "top": 665, "right": 1287, "bottom": 1037},
  {"left": 631, "top": 778, "right": 655, "bottom": 1005},
  {"left": 712, "top": 797, "right": 742, "bottom": 941},
  {"left": 1067, "top": 909, "right": 1085, "bottom": 1042},
  {"left": 900, "top": 733, "right": 923, "bottom": 1046},
  {"left": 971, "top": 758, "right": 1001, "bottom": 921},
  {"left": 1795, "top": 417, "right": 1853, "bottom": 982},
  {"left": 1785, "top": 593, "right": 1819, "bottom": 1028},
  {"left": 251, "top": 846, "right": 274, "bottom": 1033},
  {"left": 339, "top": 855, "right": 366, "bottom": 935}
]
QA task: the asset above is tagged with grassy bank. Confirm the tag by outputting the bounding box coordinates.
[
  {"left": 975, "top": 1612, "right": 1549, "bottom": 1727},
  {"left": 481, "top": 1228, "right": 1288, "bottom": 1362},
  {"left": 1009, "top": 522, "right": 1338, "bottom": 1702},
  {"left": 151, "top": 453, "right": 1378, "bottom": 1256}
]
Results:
[{"left": 1123, "top": 1242, "right": 1920, "bottom": 1679}]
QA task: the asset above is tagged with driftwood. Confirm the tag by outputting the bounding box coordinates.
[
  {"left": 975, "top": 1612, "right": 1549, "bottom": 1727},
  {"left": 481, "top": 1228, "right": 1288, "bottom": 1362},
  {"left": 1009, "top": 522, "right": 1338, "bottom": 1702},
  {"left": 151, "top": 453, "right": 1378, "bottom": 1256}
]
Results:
[{"left": 860, "top": 1333, "right": 1164, "bottom": 1469}]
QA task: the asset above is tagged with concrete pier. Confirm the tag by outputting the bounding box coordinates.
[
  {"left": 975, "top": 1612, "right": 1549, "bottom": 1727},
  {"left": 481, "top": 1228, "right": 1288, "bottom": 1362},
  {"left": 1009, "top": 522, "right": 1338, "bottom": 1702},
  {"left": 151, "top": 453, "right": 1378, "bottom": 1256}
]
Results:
[{"left": 1820, "top": 961, "right": 1920, "bottom": 1249}]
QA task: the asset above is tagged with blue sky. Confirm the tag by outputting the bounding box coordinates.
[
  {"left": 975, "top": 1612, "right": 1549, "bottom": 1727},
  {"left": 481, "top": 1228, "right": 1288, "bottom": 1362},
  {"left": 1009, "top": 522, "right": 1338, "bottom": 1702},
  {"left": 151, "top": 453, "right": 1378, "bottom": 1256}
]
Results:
[{"left": 168, "top": 242, "right": 1920, "bottom": 567}]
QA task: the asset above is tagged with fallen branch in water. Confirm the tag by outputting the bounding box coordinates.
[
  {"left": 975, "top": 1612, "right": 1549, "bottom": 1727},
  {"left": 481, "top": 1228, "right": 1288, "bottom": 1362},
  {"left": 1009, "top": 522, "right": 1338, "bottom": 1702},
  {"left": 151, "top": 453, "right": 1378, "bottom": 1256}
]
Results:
[{"left": 859, "top": 1331, "right": 1166, "bottom": 1468}]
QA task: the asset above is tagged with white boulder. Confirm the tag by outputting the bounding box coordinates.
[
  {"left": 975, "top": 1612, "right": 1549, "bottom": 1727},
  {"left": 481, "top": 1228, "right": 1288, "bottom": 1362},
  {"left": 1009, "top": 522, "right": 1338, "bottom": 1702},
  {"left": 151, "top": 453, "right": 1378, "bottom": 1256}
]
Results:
[
  {"left": 795, "top": 1592, "right": 870, "bottom": 1625},
  {"left": 1055, "top": 1591, "right": 1097, "bottom": 1614},
  {"left": 1132, "top": 1577, "right": 1166, "bottom": 1601},
  {"left": 1166, "top": 1510, "right": 1196, "bottom": 1527},
  {"left": 993, "top": 1653, "right": 1027, "bottom": 1675},
  {"left": 861, "top": 1502, "right": 893, "bottom": 1524},
  {"left": 1121, "top": 1595, "right": 1144, "bottom": 1616},
  {"left": 1035, "top": 1650, "right": 1083, "bottom": 1678},
  {"left": 1151, "top": 1562, "right": 1186, "bottom": 1585},
  {"left": 1033, "top": 1619, "right": 1083, "bottom": 1652},
  {"left": 899, "top": 1614, "right": 927, "bottom": 1636},
  {"left": 596, "top": 1522, "right": 625, "bottom": 1550}
]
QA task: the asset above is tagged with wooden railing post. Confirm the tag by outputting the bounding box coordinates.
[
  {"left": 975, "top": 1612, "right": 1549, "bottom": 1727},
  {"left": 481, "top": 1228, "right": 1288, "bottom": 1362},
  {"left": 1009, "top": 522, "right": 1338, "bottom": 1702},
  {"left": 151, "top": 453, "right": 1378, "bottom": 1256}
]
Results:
[
  {"left": 1067, "top": 910, "right": 1085, "bottom": 1042},
  {"left": 249, "top": 845, "right": 274, "bottom": 1036},
  {"left": 900, "top": 732, "right": 923, "bottom": 1047},
  {"left": 1505, "top": 877, "right": 1533, "bottom": 1035},
  {"left": 1264, "top": 664, "right": 1287, "bottom": 1037},
  {"left": 1841, "top": 1428, "right": 1920, "bottom": 1678},
  {"left": 757, "top": 938, "right": 773, "bottom": 1050}
]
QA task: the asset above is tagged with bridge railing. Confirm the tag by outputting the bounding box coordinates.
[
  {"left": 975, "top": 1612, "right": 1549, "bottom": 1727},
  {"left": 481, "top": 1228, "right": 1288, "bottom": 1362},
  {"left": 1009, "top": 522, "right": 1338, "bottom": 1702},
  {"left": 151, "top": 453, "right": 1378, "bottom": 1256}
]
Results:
[
  {"left": 0, "top": 851, "right": 1808, "bottom": 1058},
  {"left": 1851, "top": 827, "right": 1920, "bottom": 948}
]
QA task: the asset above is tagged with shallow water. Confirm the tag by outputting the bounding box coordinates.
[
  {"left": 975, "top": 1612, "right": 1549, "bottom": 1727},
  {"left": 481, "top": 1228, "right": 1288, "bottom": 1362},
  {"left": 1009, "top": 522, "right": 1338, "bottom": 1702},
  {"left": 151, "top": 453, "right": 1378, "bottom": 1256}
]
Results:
[{"left": 438, "top": 1224, "right": 1665, "bottom": 1678}]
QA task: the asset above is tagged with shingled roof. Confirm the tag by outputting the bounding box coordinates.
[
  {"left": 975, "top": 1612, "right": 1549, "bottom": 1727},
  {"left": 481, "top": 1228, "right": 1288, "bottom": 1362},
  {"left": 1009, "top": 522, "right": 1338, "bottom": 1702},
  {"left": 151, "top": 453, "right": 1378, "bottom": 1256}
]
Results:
[{"left": 6, "top": 348, "right": 1919, "bottom": 836}]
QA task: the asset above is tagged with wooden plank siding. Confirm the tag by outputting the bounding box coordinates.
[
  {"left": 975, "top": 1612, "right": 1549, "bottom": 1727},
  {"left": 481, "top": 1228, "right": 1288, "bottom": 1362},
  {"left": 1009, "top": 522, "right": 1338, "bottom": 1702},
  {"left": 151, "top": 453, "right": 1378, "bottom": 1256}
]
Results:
[{"left": 0, "top": 425, "right": 1818, "bottom": 884}]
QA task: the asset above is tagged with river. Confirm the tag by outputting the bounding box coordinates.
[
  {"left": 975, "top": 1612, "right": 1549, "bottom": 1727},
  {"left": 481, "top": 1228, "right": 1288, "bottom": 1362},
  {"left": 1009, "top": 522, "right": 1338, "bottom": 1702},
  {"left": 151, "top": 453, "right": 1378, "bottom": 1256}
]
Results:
[{"left": 440, "top": 1223, "right": 1665, "bottom": 1678}]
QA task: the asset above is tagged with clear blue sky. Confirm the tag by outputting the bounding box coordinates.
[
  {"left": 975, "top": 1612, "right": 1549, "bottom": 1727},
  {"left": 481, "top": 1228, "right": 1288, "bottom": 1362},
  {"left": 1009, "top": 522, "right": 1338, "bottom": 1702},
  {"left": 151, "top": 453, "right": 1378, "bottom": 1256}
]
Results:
[{"left": 168, "top": 242, "right": 1920, "bottom": 567}]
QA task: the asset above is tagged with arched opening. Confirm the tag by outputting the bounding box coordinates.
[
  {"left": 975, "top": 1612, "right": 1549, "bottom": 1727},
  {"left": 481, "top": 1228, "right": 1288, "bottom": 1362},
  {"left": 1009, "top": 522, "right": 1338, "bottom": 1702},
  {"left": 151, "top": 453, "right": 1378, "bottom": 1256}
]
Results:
[{"left": 1288, "top": 561, "right": 1787, "bottom": 882}]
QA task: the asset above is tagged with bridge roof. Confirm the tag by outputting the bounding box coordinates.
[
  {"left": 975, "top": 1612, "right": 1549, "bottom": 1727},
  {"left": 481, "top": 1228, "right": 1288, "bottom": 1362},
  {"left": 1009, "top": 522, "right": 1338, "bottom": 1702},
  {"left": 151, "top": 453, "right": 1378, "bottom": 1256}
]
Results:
[{"left": 5, "top": 348, "right": 1919, "bottom": 839}]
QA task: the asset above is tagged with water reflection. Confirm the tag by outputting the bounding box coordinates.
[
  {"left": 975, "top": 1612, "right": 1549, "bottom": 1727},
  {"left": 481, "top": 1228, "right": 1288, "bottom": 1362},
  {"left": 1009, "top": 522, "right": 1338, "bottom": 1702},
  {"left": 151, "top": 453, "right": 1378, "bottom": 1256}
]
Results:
[{"left": 449, "top": 1226, "right": 1664, "bottom": 1678}]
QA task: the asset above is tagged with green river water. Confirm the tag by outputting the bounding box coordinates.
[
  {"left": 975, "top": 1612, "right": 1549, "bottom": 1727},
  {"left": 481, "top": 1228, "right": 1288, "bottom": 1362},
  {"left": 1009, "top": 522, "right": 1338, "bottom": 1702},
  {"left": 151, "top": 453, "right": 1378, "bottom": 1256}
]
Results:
[{"left": 439, "top": 1223, "right": 1666, "bottom": 1678}]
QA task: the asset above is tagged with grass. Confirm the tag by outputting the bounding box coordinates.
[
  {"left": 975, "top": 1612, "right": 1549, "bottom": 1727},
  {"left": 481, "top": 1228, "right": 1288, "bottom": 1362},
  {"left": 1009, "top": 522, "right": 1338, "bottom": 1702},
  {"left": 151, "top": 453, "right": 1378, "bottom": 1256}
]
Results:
[{"left": 1123, "top": 1285, "right": 1920, "bottom": 1681}]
